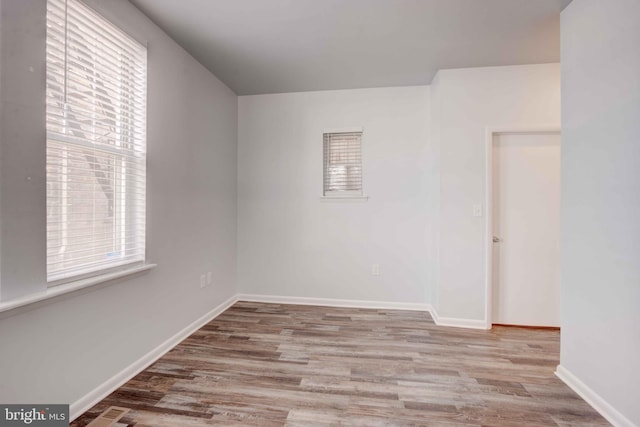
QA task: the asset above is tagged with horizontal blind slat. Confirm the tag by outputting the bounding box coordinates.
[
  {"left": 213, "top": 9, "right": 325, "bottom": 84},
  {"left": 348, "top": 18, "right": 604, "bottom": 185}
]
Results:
[
  {"left": 47, "top": 254, "right": 145, "bottom": 278},
  {"left": 46, "top": 0, "right": 147, "bottom": 283},
  {"left": 46, "top": 32, "right": 147, "bottom": 79},
  {"left": 47, "top": 67, "right": 146, "bottom": 107}
]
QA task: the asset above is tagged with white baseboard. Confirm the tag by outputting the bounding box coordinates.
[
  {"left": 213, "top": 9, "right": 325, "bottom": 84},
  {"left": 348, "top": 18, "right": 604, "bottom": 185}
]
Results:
[
  {"left": 555, "top": 365, "right": 636, "bottom": 427},
  {"left": 429, "top": 305, "right": 488, "bottom": 330},
  {"left": 69, "top": 294, "right": 238, "bottom": 421},
  {"left": 70, "top": 293, "right": 493, "bottom": 422},
  {"left": 66, "top": 293, "right": 636, "bottom": 427},
  {"left": 237, "top": 293, "right": 432, "bottom": 312},
  {"left": 238, "top": 294, "right": 492, "bottom": 330}
]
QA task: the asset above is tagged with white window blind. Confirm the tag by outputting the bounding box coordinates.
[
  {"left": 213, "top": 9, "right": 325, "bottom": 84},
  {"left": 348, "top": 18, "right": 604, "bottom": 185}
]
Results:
[
  {"left": 46, "top": 0, "right": 147, "bottom": 283},
  {"left": 323, "top": 131, "right": 363, "bottom": 195}
]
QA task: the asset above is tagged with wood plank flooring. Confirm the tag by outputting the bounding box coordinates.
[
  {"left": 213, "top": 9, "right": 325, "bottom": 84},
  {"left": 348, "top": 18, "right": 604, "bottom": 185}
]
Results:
[{"left": 72, "top": 302, "right": 609, "bottom": 426}]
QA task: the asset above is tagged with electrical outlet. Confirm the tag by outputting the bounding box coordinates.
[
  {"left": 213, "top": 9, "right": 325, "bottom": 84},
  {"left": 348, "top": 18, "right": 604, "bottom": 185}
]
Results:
[
  {"left": 207, "top": 271, "right": 212, "bottom": 285},
  {"left": 200, "top": 274, "right": 206, "bottom": 288},
  {"left": 372, "top": 263, "right": 380, "bottom": 276},
  {"left": 473, "top": 204, "right": 483, "bottom": 217}
]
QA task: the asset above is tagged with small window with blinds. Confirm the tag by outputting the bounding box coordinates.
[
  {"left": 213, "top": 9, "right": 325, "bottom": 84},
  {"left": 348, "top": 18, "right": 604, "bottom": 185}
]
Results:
[
  {"left": 46, "top": 0, "right": 147, "bottom": 283},
  {"left": 323, "top": 131, "right": 363, "bottom": 196}
]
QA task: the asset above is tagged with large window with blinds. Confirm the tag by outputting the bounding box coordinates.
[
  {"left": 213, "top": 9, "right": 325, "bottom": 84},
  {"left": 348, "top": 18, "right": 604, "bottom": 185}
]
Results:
[
  {"left": 46, "top": 0, "right": 147, "bottom": 283},
  {"left": 323, "top": 131, "right": 363, "bottom": 196}
]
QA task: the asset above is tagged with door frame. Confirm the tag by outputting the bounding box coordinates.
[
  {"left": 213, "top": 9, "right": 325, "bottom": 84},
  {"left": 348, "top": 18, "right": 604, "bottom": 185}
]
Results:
[{"left": 483, "top": 125, "right": 561, "bottom": 329}]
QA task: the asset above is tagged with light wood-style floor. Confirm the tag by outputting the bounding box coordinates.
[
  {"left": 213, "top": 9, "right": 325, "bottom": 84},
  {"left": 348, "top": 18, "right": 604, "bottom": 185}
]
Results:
[{"left": 72, "top": 302, "right": 609, "bottom": 426}]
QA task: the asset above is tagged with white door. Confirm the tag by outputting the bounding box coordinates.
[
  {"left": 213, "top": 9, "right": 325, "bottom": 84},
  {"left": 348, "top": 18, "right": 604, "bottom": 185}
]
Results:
[{"left": 492, "top": 132, "right": 561, "bottom": 327}]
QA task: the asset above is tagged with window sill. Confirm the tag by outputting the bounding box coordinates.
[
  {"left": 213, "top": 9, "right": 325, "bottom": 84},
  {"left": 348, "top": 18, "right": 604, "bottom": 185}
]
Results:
[
  {"left": 0, "top": 263, "right": 157, "bottom": 315},
  {"left": 320, "top": 195, "right": 369, "bottom": 202}
]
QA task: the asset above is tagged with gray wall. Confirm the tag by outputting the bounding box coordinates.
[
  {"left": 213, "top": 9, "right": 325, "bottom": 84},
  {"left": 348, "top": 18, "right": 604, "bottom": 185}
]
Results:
[
  {"left": 0, "top": 0, "right": 47, "bottom": 300},
  {"left": 238, "top": 87, "right": 430, "bottom": 304},
  {"left": 560, "top": 0, "right": 640, "bottom": 424},
  {"left": 0, "top": 0, "right": 237, "bottom": 407}
]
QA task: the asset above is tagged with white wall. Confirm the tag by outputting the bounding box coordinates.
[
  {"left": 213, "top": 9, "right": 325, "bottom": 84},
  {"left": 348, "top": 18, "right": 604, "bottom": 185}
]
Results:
[
  {"left": 560, "top": 0, "right": 640, "bottom": 425},
  {"left": 0, "top": 0, "right": 237, "bottom": 407},
  {"left": 431, "top": 64, "right": 561, "bottom": 321},
  {"left": 426, "top": 73, "right": 442, "bottom": 310},
  {"left": 238, "top": 87, "right": 430, "bottom": 304},
  {"left": 0, "top": 0, "right": 6, "bottom": 293}
]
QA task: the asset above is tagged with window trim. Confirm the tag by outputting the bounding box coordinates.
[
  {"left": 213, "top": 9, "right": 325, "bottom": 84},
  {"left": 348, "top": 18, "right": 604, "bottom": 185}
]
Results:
[
  {"left": 319, "top": 195, "right": 369, "bottom": 202},
  {"left": 0, "top": 264, "right": 157, "bottom": 315},
  {"left": 47, "top": 259, "right": 146, "bottom": 288}
]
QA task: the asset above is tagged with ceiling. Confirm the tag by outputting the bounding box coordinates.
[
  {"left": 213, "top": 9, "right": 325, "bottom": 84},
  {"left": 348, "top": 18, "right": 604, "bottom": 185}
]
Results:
[{"left": 130, "top": 0, "right": 571, "bottom": 95}]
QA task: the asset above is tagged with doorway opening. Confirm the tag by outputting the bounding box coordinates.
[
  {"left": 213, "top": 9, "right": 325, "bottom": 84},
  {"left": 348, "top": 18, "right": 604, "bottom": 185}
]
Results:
[{"left": 484, "top": 126, "right": 561, "bottom": 329}]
